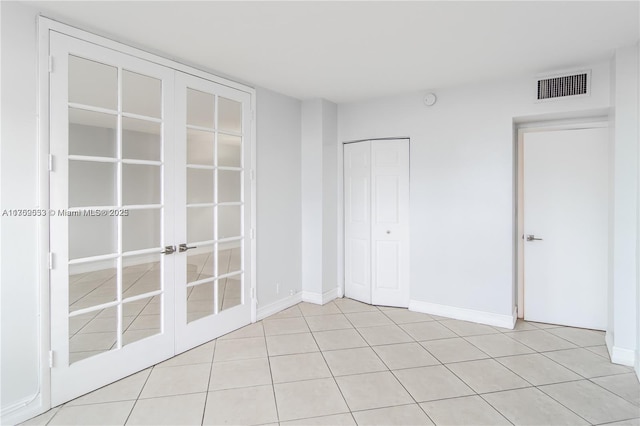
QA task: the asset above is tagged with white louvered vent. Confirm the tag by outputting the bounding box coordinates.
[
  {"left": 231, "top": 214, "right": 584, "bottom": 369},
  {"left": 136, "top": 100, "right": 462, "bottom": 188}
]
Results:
[{"left": 537, "top": 71, "right": 590, "bottom": 100}]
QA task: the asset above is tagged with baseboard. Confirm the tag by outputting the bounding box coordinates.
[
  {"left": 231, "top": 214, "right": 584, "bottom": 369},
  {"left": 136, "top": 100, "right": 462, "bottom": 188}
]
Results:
[
  {"left": 605, "top": 331, "right": 637, "bottom": 367},
  {"left": 1, "top": 393, "right": 45, "bottom": 426},
  {"left": 409, "top": 300, "right": 517, "bottom": 330},
  {"left": 256, "top": 292, "right": 302, "bottom": 321},
  {"left": 301, "top": 288, "right": 340, "bottom": 305}
]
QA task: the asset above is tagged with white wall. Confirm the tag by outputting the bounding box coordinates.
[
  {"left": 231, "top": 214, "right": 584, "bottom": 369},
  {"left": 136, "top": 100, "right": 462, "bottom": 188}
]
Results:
[
  {"left": 322, "top": 101, "right": 338, "bottom": 295},
  {"left": 339, "top": 60, "right": 611, "bottom": 325},
  {"left": 255, "top": 87, "right": 302, "bottom": 308}
]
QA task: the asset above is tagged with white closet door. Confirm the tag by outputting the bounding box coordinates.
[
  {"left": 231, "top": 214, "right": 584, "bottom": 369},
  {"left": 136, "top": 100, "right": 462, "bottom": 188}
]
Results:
[
  {"left": 344, "top": 139, "right": 410, "bottom": 307},
  {"left": 49, "top": 32, "right": 175, "bottom": 406}
]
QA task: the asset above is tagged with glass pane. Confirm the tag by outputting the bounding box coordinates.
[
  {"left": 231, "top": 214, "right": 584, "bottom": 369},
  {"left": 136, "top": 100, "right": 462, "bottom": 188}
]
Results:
[
  {"left": 187, "top": 129, "right": 214, "bottom": 166},
  {"left": 123, "top": 209, "right": 161, "bottom": 252},
  {"left": 218, "top": 97, "right": 242, "bottom": 133},
  {"left": 187, "top": 168, "right": 214, "bottom": 204},
  {"left": 218, "top": 134, "right": 241, "bottom": 167},
  {"left": 69, "top": 108, "right": 116, "bottom": 157},
  {"left": 123, "top": 117, "right": 161, "bottom": 161},
  {"left": 187, "top": 281, "right": 215, "bottom": 323},
  {"left": 187, "top": 245, "right": 214, "bottom": 284},
  {"left": 219, "top": 275, "right": 241, "bottom": 312},
  {"left": 187, "top": 206, "right": 214, "bottom": 243},
  {"left": 217, "top": 246, "right": 241, "bottom": 275},
  {"left": 69, "top": 215, "right": 117, "bottom": 260},
  {"left": 122, "top": 254, "right": 161, "bottom": 299},
  {"left": 218, "top": 205, "right": 241, "bottom": 239},
  {"left": 69, "top": 306, "right": 117, "bottom": 364},
  {"left": 69, "top": 55, "right": 117, "bottom": 110},
  {"left": 123, "top": 164, "right": 161, "bottom": 205},
  {"left": 123, "top": 296, "right": 161, "bottom": 346},
  {"left": 69, "top": 160, "right": 116, "bottom": 207},
  {"left": 69, "top": 260, "right": 117, "bottom": 313},
  {"left": 122, "top": 70, "right": 161, "bottom": 118},
  {"left": 218, "top": 170, "right": 241, "bottom": 203},
  {"left": 187, "top": 88, "right": 214, "bottom": 128}
]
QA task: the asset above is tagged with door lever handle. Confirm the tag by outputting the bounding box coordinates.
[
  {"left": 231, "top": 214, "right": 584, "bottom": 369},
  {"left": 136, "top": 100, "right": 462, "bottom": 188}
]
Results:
[
  {"left": 161, "top": 245, "right": 176, "bottom": 255},
  {"left": 179, "top": 243, "right": 197, "bottom": 253},
  {"left": 526, "top": 235, "right": 543, "bottom": 241}
]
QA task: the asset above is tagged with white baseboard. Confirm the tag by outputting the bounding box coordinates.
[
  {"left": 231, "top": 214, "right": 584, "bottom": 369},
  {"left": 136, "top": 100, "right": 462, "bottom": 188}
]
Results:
[
  {"left": 605, "top": 331, "right": 636, "bottom": 367},
  {"left": 256, "top": 293, "right": 302, "bottom": 321},
  {"left": 301, "top": 288, "right": 340, "bottom": 305},
  {"left": 409, "top": 300, "right": 517, "bottom": 330},
  {"left": 1, "top": 394, "right": 45, "bottom": 426}
]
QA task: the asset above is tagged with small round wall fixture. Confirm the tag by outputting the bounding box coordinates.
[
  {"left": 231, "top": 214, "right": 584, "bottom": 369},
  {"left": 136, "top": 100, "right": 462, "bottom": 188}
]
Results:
[{"left": 424, "top": 93, "right": 437, "bottom": 106}]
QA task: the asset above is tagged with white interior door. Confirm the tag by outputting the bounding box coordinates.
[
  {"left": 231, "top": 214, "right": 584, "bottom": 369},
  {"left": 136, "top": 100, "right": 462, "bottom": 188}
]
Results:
[
  {"left": 174, "top": 73, "right": 253, "bottom": 352},
  {"left": 523, "top": 127, "right": 608, "bottom": 330},
  {"left": 344, "top": 139, "right": 410, "bottom": 307},
  {"left": 50, "top": 32, "right": 175, "bottom": 405}
]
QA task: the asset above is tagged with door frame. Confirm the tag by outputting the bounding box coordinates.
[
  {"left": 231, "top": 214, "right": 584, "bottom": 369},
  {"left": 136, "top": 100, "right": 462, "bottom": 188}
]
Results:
[
  {"left": 516, "top": 118, "right": 608, "bottom": 319},
  {"left": 37, "top": 16, "right": 256, "bottom": 414}
]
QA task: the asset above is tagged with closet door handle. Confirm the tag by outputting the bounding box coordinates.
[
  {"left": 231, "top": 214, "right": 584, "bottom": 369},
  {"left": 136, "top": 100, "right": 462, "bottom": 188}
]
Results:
[
  {"left": 161, "top": 245, "right": 176, "bottom": 255},
  {"left": 179, "top": 243, "right": 197, "bottom": 253}
]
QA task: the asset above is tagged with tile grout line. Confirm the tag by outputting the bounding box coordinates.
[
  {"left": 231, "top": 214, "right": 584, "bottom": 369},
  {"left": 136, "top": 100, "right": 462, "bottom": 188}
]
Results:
[{"left": 199, "top": 338, "right": 218, "bottom": 425}]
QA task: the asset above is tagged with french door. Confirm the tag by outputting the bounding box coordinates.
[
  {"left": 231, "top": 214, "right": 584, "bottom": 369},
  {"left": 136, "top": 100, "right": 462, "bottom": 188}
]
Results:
[{"left": 49, "top": 32, "right": 252, "bottom": 406}]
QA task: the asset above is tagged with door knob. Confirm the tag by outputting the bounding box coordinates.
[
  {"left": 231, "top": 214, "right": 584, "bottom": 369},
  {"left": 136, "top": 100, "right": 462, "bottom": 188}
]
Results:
[
  {"left": 161, "top": 245, "right": 176, "bottom": 254},
  {"left": 386, "top": 230, "right": 391, "bottom": 234},
  {"left": 179, "top": 243, "right": 197, "bottom": 253},
  {"left": 526, "top": 234, "right": 543, "bottom": 241}
]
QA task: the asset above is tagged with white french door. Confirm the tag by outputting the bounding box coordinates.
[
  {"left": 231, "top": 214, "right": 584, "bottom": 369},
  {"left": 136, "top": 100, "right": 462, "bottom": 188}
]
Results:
[
  {"left": 344, "top": 139, "right": 410, "bottom": 307},
  {"left": 49, "top": 31, "right": 253, "bottom": 406}
]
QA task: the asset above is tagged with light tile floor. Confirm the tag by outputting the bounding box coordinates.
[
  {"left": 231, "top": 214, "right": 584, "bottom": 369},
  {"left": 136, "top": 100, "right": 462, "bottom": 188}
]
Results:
[{"left": 24, "top": 298, "right": 640, "bottom": 425}]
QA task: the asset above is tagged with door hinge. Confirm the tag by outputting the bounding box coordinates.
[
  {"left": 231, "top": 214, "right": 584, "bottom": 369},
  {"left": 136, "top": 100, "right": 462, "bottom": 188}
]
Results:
[
  {"left": 48, "top": 154, "right": 54, "bottom": 172},
  {"left": 48, "top": 56, "right": 54, "bottom": 73},
  {"left": 49, "top": 350, "right": 54, "bottom": 368},
  {"left": 251, "top": 287, "right": 256, "bottom": 299},
  {"left": 250, "top": 169, "right": 255, "bottom": 180},
  {"left": 48, "top": 252, "right": 54, "bottom": 270},
  {"left": 251, "top": 110, "right": 255, "bottom": 122},
  {"left": 250, "top": 228, "right": 255, "bottom": 239}
]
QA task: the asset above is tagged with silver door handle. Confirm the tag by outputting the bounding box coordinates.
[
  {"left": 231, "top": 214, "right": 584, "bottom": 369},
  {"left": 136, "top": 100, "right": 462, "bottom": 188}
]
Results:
[
  {"left": 526, "top": 235, "right": 543, "bottom": 241},
  {"left": 179, "top": 243, "right": 197, "bottom": 253},
  {"left": 161, "top": 245, "right": 176, "bottom": 255}
]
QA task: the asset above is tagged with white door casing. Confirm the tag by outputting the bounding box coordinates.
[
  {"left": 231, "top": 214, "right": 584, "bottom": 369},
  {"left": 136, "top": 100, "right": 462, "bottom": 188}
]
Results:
[
  {"left": 522, "top": 127, "right": 608, "bottom": 330},
  {"left": 344, "top": 139, "right": 410, "bottom": 307}
]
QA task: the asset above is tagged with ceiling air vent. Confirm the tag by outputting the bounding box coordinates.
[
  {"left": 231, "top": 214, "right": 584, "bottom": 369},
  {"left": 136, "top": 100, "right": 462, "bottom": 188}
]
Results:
[{"left": 536, "top": 71, "right": 590, "bottom": 100}]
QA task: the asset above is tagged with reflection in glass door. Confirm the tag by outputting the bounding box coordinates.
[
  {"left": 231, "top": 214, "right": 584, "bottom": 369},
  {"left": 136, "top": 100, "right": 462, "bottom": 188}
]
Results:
[
  {"left": 49, "top": 33, "right": 175, "bottom": 406},
  {"left": 175, "top": 74, "right": 253, "bottom": 352}
]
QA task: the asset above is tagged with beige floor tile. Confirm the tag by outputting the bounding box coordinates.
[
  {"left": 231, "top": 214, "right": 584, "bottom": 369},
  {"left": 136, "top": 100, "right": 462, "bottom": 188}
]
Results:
[
  {"left": 156, "top": 340, "right": 214, "bottom": 368},
  {"left": 274, "top": 378, "right": 349, "bottom": 421},
  {"left": 356, "top": 324, "right": 413, "bottom": 346},
  {"left": 299, "top": 302, "right": 341, "bottom": 316},
  {"left": 352, "top": 404, "right": 434, "bottom": 425},
  {"left": 603, "top": 419, "right": 640, "bottom": 426},
  {"left": 592, "top": 373, "right": 640, "bottom": 406},
  {"left": 372, "top": 342, "right": 439, "bottom": 370},
  {"left": 20, "top": 407, "right": 60, "bottom": 426},
  {"left": 270, "top": 352, "right": 332, "bottom": 383},
  {"left": 204, "top": 385, "right": 278, "bottom": 425},
  {"left": 345, "top": 311, "right": 394, "bottom": 328},
  {"left": 420, "top": 395, "right": 510, "bottom": 426},
  {"left": 139, "top": 363, "right": 210, "bottom": 398},
  {"left": 465, "top": 333, "right": 535, "bottom": 357},
  {"left": 313, "top": 329, "right": 368, "bottom": 351},
  {"left": 209, "top": 357, "right": 272, "bottom": 390},
  {"left": 586, "top": 345, "right": 611, "bottom": 359},
  {"left": 508, "top": 320, "right": 539, "bottom": 332},
  {"left": 126, "top": 393, "right": 206, "bottom": 425},
  {"left": 266, "top": 304, "right": 304, "bottom": 319},
  {"left": 400, "top": 322, "right": 457, "bottom": 341},
  {"left": 49, "top": 400, "right": 135, "bottom": 425},
  {"left": 305, "top": 314, "right": 353, "bottom": 332},
  {"left": 543, "top": 348, "right": 632, "bottom": 378},
  {"left": 482, "top": 387, "right": 589, "bottom": 425},
  {"left": 334, "top": 298, "right": 379, "bottom": 313},
  {"left": 218, "top": 322, "right": 264, "bottom": 340},
  {"left": 264, "top": 317, "right": 310, "bottom": 335},
  {"left": 539, "top": 380, "right": 640, "bottom": 424},
  {"left": 528, "top": 321, "right": 565, "bottom": 329},
  {"left": 420, "top": 338, "right": 489, "bottom": 363},
  {"left": 393, "top": 365, "right": 474, "bottom": 402},
  {"left": 266, "top": 332, "right": 319, "bottom": 356},
  {"left": 280, "top": 413, "right": 356, "bottom": 425},
  {"left": 336, "top": 371, "right": 413, "bottom": 411},
  {"left": 67, "top": 369, "right": 151, "bottom": 406},
  {"left": 439, "top": 320, "right": 500, "bottom": 337},
  {"left": 547, "top": 327, "right": 605, "bottom": 347},
  {"left": 323, "top": 347, "right": 388, "bottom": 376},
  {"left": 213, "top": 336, "right": 267, "bottom": 361},
  {"left": 504, "top": 330, "right": 577, "bottom": 352},
  {"left": 446, "top": 359, "right": 531, "bottom": 393},
  {"left": 496, "top": 353, "right": 582, "bottom": 385},
  {"left": 381, "top": 309, "right": 435, "bottom": 324}
]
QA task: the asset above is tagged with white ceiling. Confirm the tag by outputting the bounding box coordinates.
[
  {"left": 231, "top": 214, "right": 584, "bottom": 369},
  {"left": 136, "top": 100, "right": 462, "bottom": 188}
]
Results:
[{"left": 28, "top": 1, "right": 640, "bottom": 103}]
